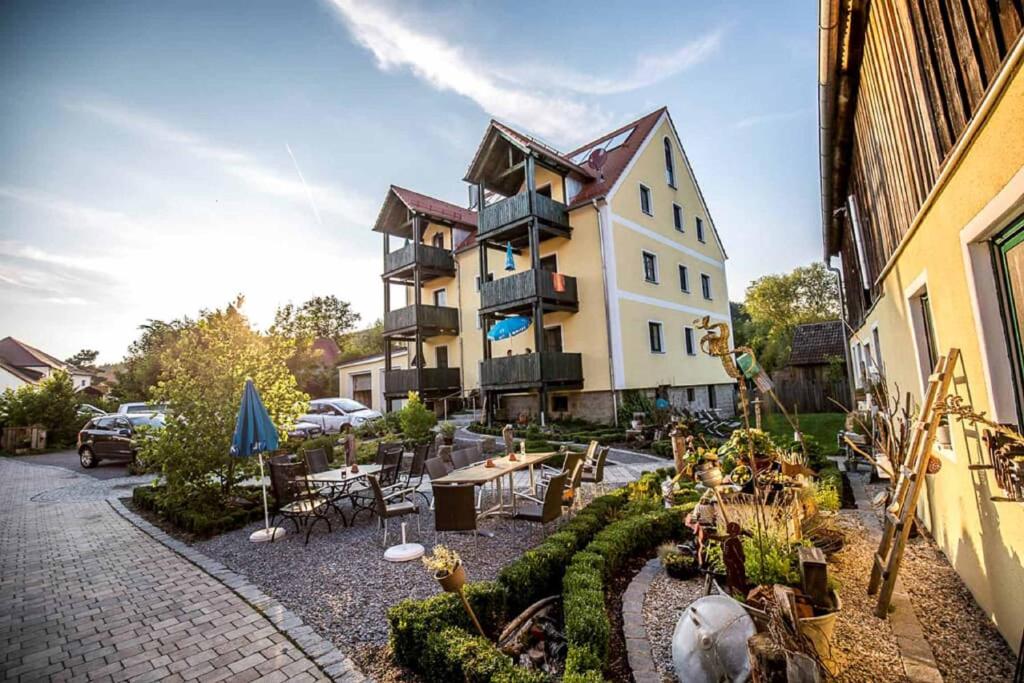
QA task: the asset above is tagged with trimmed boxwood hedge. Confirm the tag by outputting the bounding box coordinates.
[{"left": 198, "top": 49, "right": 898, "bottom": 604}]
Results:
[
  {"left": 386, "top": 468, "right": 677, "bottom": 682},
  {"left": 131, "top": 484, "right": 268, "bottom": 537}
]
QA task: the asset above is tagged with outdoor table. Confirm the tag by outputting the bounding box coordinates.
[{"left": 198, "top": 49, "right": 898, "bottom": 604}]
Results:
[
  {"left": 432, "top": 452, "right": 559, "bottom": 519},
  {"left": 300, "top": 464, "right": 384, "bottom": 526}
]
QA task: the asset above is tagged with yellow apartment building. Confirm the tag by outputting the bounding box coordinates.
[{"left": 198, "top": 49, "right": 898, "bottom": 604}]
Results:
[
  {"left": 819, "top": 0, "right": 1023, "bottom": 652},
  {"left": 353, "top": 107, "right": 736, "bottom": 424}
]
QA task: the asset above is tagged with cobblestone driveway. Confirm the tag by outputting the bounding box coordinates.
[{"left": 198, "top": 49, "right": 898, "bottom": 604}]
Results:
[{"left": 0, "top": 458, "right": 335, "bottom": 683}]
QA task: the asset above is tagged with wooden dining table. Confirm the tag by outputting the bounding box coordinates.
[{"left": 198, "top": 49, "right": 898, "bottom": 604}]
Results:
[
  {"left": 303, "top": 463, "right": 382, "bottom": 484},
  {"left": 432, "top": 451, "right": 559, "bottom": 519}
]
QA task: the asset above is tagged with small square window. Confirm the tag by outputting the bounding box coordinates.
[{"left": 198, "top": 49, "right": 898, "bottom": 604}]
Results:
[
  {"left": 648, "top": 322, "right": 664, "bottom": 353},
  {"left": 684, "top": 327, "right": 696, "bottom": 355},
  {"left": 672, "top": 204, "right": 683, "bottom": 232},
  {"left": 639, "top": 184, "right": 653, "bottom": 216},
  {"left": 642, "top": 251, "right": 659, "bottom": 283},
  {"left": 701, "top": 274, "right": 712, "bottom": 300},
  {"left": 551, "top": 395, "right": 569, "bottom": 412},
  {"left": 696, "top": 217, "right": 706, "bottom": 242},
  {"left": 678, "top": 265, "right": 689, "bottom": 292}
]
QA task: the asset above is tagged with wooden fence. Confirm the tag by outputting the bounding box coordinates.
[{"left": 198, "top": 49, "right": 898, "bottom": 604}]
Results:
[{"left": 768, "top": 365, "right": 851, "bottom": 414}]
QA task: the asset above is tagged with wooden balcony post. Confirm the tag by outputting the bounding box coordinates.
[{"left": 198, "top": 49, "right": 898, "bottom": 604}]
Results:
[{"left": 412, "top": 215, "right": 424, "bottom": 396}]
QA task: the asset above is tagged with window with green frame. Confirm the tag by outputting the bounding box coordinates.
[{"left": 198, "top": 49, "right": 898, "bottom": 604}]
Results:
[{"left": 993, "top": 215, "right": 1024, "bottom": 417}]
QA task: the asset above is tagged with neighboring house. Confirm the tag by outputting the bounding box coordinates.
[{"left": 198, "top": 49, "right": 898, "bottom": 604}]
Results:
[
  {"left": 337, "top": 349, "right": 408, "bottom": 413},
  {"left": 0, "top": 337, "right": 93, "bottom": 392},
  {"left": 819, "top": 0, "right": 1023, "bottom": 651},
  {"left": 363, "top": 107, "right": 735, "bottom": 423},
  {"left": 771, "top": 321, "right": 850, "bottom": 413}
]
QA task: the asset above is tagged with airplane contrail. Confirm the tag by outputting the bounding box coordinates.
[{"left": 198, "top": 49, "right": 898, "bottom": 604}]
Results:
[{"left": 285, "top": 142, "right": 323, "bottom": 226}]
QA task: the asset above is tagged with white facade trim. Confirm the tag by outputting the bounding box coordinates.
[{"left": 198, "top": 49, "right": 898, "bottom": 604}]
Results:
[
  {"left": 616, "top": 289, "right": 730, "bottom": 322},
  {"left": 598, "top": 202, "right": 626, "bottom": 389},
  {"left": 611, "top": 213, "right": 725, "bottom": 270},
  {"left": 902, "top": 270, "right": 933, "bottom": 396}
]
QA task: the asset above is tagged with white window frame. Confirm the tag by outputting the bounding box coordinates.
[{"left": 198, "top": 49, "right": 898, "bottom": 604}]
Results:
[
  {"left": 648, "top": 320, "right": 665, "bottom": 354},
  {"left": 639, "top": 183, "right": 654, "bottom": 217},
  {"left": 871, "top": 323, "right": 884, "bottom": 377},
  {"left": 684, "top": 326, "right": 696, "bottom": 356},
  {"left": 642, "top": 250, "right": 660, "bottom": 284},
  {"left": 904, "top": 272, "right": 936, "bottom": 395},
  {"left": 664, "top": 137, "right": 677, "bottom": 188},
  {"left": 678, "top": 263, "right": 690, "bottom": 293},
  {"left": 700, "top": 273, "right": 712, "bottom": 300},
  {"left": 433, "top": 287, "right": 447, "bottom": 307},
  {"left": 672, "top": 203, "right": 684, "bottom": 232},
  {"left": 695, "top": 216, "right": 706, "bottom": 243}
]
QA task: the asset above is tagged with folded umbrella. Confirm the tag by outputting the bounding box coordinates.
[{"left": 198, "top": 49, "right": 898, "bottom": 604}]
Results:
[{"left": 231, "top": 378, "right": 283, "bottom": 543}]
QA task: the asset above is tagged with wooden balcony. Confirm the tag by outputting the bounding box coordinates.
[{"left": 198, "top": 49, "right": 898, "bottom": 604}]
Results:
[
  {"left": 384, "top": 367, "right": 461, "bottom": 398},
  {"left": 383, "top": 305, "right": 460, "bottom": 339},
  {"left": 383, "top": 243, "right": 455, "bottom": 282},
  {"left": 479, "top": 352, "right": 583, "bottom": 392},
  {"left": 477, "top": 191, "right": 570, "bottom": 245},
  {"left": 480, "top": 269, "right": 578, "bottom": 315}
]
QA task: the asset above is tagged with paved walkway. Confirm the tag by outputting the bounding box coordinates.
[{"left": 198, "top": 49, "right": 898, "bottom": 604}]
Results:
[{"left": 0, "top": 458, "right": 344, "bottom": 683}]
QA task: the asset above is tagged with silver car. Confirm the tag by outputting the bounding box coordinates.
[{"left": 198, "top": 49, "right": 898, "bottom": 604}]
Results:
[{"left": 299, "top": 398, "right": 382, "bottom": 434}]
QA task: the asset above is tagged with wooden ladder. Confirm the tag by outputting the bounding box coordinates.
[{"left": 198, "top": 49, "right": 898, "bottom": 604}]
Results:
[{"left": 868, "top": 348, "right": 960, "bottom": 618}]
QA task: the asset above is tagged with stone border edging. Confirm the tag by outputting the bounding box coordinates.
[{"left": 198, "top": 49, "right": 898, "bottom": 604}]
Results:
[
  {"left": 108, "top": 498, "right": 369, "bottom": 683},
  {"left": 622, "top": 557, "right": 661, "bottom": 683}
]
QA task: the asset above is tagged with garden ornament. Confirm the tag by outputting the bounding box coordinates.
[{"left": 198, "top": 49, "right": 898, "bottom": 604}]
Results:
[{"left": 672, "top": 594, "right": 755, "bottom": 682}]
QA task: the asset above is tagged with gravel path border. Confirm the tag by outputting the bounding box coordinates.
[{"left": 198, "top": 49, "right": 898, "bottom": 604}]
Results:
[
  {"left": 622, "top": 558, "right": 662, "bottom": 683},
  {"left": 108, "top": 498, "right": 369, "bottom": 683}
]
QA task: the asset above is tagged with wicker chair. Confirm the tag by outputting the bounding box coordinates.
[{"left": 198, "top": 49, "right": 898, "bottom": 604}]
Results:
[
  {"left": 450, "top": 448, "right": 472, "bottom": 470},
  {"left": 512, "top": 471, "right": 566, "bottom": 533},
  {"left": 540, "top": 450, "right": 584, "bottom": 483},
  {"left": 304, "top": 447, "right": 330, "bottom": 473},
  {"left": 431, "top": 483, "right": 477, "bottom": 546},
  {"left": 400, "top": 443, "right": 432, "bottom": 506},
  {"left": 376, "top": 443, "right": 404, "bottom": 487},
  {"left": 268, "top": 461, "right": 332, "bottom": 545},
  {"left": 367, "top": 475, "right": 420, "bottom": 547},
  {"left": 581, "top": 446, "right": 609, "bottom": 494}
]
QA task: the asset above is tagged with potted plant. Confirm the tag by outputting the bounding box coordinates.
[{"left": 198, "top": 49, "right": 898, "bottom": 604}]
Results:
[
  {"left": 422, "top": 545, "right": 465, "bottom": 593},
  {"left": 438, "top": 421, "right": 456, "bottom": 445},
  {"left": 658, "top": 543, "right": 698, "bottom": 579}
]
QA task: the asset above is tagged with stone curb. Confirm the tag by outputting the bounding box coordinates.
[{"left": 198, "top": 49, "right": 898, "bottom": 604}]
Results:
[
  {"left": 622, "top": 557, "right": 662, "bottom": 683},
  {"left": 108, "top": 497, "right": 370, "bottom": 683}
]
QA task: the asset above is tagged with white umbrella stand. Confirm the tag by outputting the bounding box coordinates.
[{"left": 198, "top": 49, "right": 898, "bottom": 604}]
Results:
[
  {"left": 383, "top": 522, "right": 424, "bottom": 562},
  {"left": 249, "top": 452, "right": 286, "bottom": 543}
]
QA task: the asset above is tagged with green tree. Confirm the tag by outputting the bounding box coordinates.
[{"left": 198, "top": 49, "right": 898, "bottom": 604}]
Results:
[
  {"left": 741, "top": 262, "right": 840, "bottom": 371},
  {"left": 0, "top": 370, "right": 82, "bottom": 446},
  {"left": 65, "top": 349, "right": 99, "bottom": 368},
  {"left": 272, "top": 295, "right": 360, "bottom": 345},
  {"left": 114, "top": 318, "right": 193, "bottom": 401},
  {"left": 338, "top": 319, "right": 385, "bottom": 363},
  {"left": 139, "top": 299, "right": 308, "bottom": 506},
  {"left": 398, "top": 391, "right": 436, "bottom": 443}
]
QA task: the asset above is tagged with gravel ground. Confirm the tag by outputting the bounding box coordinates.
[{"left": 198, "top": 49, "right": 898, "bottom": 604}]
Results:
[
  {"left": 641, "top": 569, "right": 705, "bottom": 681},
  {"left": 197, "top": 492, "right": 566, "bottom": 681}
]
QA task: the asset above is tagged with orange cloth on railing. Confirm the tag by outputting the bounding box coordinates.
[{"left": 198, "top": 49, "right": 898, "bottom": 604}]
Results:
[{"left": 552, "top": 272, "right": 566, "bottom": 292}]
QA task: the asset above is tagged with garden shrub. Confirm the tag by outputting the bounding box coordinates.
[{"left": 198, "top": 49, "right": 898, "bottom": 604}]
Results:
[
  {"left": 398, "top": 391, "right": 436, "bottom": 443},
  {"left": 421, "top": 627, "right": 547, "bottom": 683},
  {"left": 131, "top": 483, "right": 268, "bottom": 537},
  {"left": 296, "top": 435, "right": 340, "bottom": 460},
  {"left": 0, "top": 370, "right": 82, "bottom": 448}
]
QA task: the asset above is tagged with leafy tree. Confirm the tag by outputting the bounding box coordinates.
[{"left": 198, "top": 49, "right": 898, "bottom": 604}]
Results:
[
  {"left": 138, "top": 299, "right": 308, "bottom": 506},
  {"left": 398, "top": 391, "right": 436, "bottom": 443},
  {"left": 114, "top": 318, "right": 193, "bottom": 401},
  {"left": 65, "top": 349, "right": 99, "bottom": 368},
  {"left": 338, "top": 319, "right": 385, "bottom": 363},
  {"left": 272, "top": 295, "right": 360, "bottom": 345},
  {"left": 729, "top": 301, "right": 754, "bottom": 350},
  {"left": 0, "top": 370, "right": 82, "bottom": 446},
  {"left": 740, "top": 262, "right": 840, "bottom": 372}
]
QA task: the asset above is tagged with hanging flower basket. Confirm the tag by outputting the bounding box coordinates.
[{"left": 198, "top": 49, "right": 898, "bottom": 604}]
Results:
[{"left": 435, "top": 563, "right": 466, "bottom": 593}]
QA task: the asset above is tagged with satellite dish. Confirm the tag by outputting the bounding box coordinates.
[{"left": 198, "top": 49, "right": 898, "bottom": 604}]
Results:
[{"left": 588, "top": 147, "right": 608, "bottom": 170}]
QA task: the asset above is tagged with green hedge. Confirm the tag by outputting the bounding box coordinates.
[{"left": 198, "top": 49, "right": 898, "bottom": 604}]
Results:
[
  {"left": 131, "top": 484, "right": 267, "bottom": 537},
  {"left": 563, "top": 502, "right": 694, "bottom": 678},
  {"left": 387, "top": 468, "right": 676, "bottom": 680}
]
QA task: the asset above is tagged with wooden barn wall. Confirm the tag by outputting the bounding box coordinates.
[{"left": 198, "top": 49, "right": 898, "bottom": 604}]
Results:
[{"left": 770, "top": 365, "right": 852, "bottom": 414}]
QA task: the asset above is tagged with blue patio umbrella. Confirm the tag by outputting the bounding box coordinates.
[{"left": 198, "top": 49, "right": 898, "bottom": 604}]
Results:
[
  {"left": 487, "top": 315, "right": 531, "bottom": 341},
  {"left": 231, "top": 379, "right": 282, "bottom": 543},
  {"left": 505, "top": 242, "right": 515, "bottom": 271}
]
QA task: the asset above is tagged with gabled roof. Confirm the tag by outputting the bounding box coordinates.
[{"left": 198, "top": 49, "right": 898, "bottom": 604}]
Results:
[
  {"left": 373, "top": 185, "right": 476, "bottom": 237},
  {"left": 0, "top": 337, "right": 68, "bottom": 371},
  {"left": 788, "top": 321, "right": 847, "bottom": 366},
  {"left": 0, "top": 359, "right": 42, "bottom": 383},
  {"left": 565, "top": 107, "right": 665, "bottom": 208}
]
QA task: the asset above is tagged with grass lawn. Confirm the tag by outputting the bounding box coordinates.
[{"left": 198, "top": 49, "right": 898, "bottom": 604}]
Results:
[{"left": 762, "top": 412, "right": 845, "bottom": 454}]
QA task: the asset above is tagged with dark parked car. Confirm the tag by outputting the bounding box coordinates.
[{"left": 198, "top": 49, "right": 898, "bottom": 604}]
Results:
[{"left": 77, "top": 414, "right": 164, "bottom": 468}]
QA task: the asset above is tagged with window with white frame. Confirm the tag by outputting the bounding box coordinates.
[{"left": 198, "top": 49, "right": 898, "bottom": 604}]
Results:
[
  {"left": 639, "top": 184, "right": 653, "bottom": 216},
  {"left": 700, "top": 273, "right": 712, "bottom": 299},
  {"left": 871, "top": 326, "right": 883, "bottom": 376},
  {"left": 678, "top": 264, "right": 689, "bottom": 292},
  {"left": 684, "top": 327, "right": 696, "bottom": 355},
  {"left": 642, "top": 250, "right": 659, "bottom": 283},
  {"left": 648, "top": 321, "right": 665, "bottom": 353},
  {"left": 672, "top": 203, "right": 684, "bottom": 232},
  {"left": 696, "top": 216, "right": 705, "bottom": 242},
  {"left": 664, "top": 137, "right": 676, "bottom": 187}
]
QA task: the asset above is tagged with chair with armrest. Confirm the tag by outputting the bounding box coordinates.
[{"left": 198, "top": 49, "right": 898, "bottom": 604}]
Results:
[
  {"left": 367, "top": 475, "right": 420, "bottom": 547},
  {"left": 581, "top": 446, "right": 609, "bottom": 494},
  {"left": 268, "top": 461, "right": 333, "bottom": 545},
  {"left": 432, "top": 483, "right": 477, "bottom": 546},
  {"left": 512, "top": 471, "right": 566, "bottom": 534}
]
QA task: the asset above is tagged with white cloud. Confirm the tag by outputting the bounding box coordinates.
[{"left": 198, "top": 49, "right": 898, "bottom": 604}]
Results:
[
  {"left": 327, "top": 1, "right": 721, "bottom": 144},
  {"left": 64, "top": 100, "right": 376, "bottom": 226},
  {"left": 0, "top": 185, "right": 137, "bottom": 234},
  {"left": 734, "top": 108, "right": 813, "bottom": 129}
]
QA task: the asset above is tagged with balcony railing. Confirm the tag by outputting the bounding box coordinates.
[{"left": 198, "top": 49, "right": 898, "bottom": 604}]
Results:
[
  {"left": 480, "top": 269, "right": 578, "bottom": 313},
  {"left": 383, "top": 243, "right": 455, "bottom": 277},
  {"left": 383, "top": 305, "right": 460, "bottom": 337},
  {"left": 478, "top": 191, "right": 569, "bottom": 240},
  {"left": 384, "top": 367, "right": 461, "bottom": 397},
  {"left": 479, "top": 352, "right": 583, "bottom": 390}
]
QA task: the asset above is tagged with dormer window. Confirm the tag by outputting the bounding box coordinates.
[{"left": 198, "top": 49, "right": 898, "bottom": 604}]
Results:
[{"left": 664, "top": 137, "right": 676, "bottom": 187}]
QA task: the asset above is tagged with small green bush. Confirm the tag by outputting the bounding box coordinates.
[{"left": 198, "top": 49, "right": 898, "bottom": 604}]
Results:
[
  {"left": 131, "top": 484, "right": 268, "bottom": 537},
  {"left": 422, "top": 627, "right": 547, "bottom": 683},
  {"left": 398, "top": 391, "right": 437, "bottom": 443}
]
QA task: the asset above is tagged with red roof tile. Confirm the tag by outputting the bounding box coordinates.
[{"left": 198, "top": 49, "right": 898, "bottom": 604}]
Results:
[{"left": 390, "top": 185, "right": 476, "bottom": 229}]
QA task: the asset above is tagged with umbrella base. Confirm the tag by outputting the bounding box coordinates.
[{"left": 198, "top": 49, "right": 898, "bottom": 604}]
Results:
[
  {"left": 384, "top": 543, "right": 425, "bottom": 562},
  {"left": 249, "top": 527, "right": 286, "bottom": 543}
]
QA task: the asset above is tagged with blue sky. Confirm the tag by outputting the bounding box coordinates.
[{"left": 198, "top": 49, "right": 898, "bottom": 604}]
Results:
[{"left": 0, "top": 0, "right": 820, "bottom": 362}]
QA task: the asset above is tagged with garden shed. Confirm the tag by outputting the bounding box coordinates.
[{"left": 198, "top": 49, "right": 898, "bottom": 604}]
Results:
[{"left": 771, "top": 320, "right": 850, "bottom": 413}]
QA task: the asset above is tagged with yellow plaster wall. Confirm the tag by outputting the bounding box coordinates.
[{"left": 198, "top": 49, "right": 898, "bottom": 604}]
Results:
[
  {"left": 338, "top": 351, "right": 407, "bottom": 412},
  {"left": 849, "top": 63, "right": 1024, "bottom": 652}
]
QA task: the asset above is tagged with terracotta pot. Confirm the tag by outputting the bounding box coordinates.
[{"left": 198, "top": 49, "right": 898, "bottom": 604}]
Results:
[
  {"left": 798, "top": 590, "right": 842, "bottom": 675},
  {"left": 436, "top": 563, "right": 466, "bottom": 593},
  {"left": 695, "top": 462, "right": 723, "bottom": 489}
]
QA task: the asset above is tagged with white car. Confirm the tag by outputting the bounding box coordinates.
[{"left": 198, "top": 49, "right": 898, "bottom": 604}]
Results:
[
  {"left": 300, "top": 398, "right": 382, "bottom": 434},
  {"left": 118, "top": 402, "right": 169, "bottom": 415}
]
